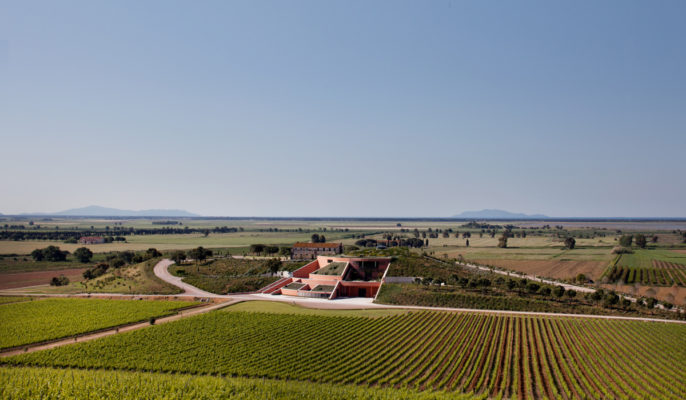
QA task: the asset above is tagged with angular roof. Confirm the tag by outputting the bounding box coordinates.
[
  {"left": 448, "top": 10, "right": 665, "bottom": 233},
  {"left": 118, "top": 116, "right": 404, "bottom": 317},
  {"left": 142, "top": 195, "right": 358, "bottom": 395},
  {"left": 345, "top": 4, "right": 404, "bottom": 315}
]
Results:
[{"left": 292, "top": 242, "right": 341, "bottom": 249}]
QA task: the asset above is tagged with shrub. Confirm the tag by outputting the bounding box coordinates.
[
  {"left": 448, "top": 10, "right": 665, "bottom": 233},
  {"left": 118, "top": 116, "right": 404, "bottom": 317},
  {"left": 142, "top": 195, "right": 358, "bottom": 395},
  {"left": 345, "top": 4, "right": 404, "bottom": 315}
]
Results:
[{"left": 50, "top": 275, "right": 69, "bottom": 286}]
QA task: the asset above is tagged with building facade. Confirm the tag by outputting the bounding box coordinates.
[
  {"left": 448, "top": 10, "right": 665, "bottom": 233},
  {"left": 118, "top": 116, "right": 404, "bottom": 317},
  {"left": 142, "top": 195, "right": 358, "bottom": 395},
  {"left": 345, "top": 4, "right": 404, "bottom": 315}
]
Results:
[
  {"left": 290, "top": 242, "right": 343, "bottom": 260},
  {"left": 78, "top": 236, "right": 105, "bottom": 244}
]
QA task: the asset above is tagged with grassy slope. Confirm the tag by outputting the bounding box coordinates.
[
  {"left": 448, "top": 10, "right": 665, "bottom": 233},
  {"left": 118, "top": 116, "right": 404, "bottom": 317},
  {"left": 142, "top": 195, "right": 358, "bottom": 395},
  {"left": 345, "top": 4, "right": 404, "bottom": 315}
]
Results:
[{"left": 11, "top": 259, "right": 182, "bottom": 295}]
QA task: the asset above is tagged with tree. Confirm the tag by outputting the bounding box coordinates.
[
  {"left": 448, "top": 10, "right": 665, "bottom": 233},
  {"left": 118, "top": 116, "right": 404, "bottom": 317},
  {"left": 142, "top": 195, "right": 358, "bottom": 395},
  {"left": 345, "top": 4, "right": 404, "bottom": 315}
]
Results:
[
  {"left": 188, "top": 247, "right": 212, "bottom": 271},
  {"left": 146, "top": 248, "right": 162, "bottom": 258},
  {"left": 42, "top": 246, "right": 69, "bottom": 262},
  {"left": 171, "top": 250, "right": 186, "bottom": 264},
  {"left": 311, "top": 234, "right": 322, "bottom": 243},
  {"left": 576, "top": 273, "right": 587, "bottom": 283},
  {"left": 465, "top": 239, "right": 470, "bottom": 247},
  {"left": 651, "top": 235, "right": 658, "bottom": 243},
  {"left": 497, "top": 235, "right": 508, "bottom": 248},
  {"left": 506, "top": 279, "right": 516, "bottom": 290},
  {"left": 603, "top": 291, "right": 620, "bottom": 307},
  {"left": 564, "top": 237, "right": 576, "bottom": 250},
  {"left": 619, "top": 234, "right": 633, "bottom": 247},
  {"left": 553, "top": 285, "right": 565, "bottom": 298},
  {"left": 279, "top": 247, "right": 292, "bottom": 257},
  {"left": 646, "top": 297, "right": 657, "bottom": 309},
  {"left": 73, "top": 247, "right": 93, "bottom": 263},
  {"left": 634, "top": 234, "right": 647, "bottom": 249},
  {"left": 538, "top": 286, "right": 552, "bottom": 296},
  {"left": 50, "top": 275, "right": 69, "bottom": 286},
  {"left": 249, "top": 244, "right": 265, "bottom": 255},
  {"left": 565, "top": 289, "right": 577, "bottom": 298},
  {"left": 264, "top": 246, "right": 279, "bottom": 255},
  {"left": 31, "top": 249, "right": 45, "bottom": 261},
  {"left": 526, "top": 282, "right": 540, "bottom": 293},
  {"left": 265, "top": 258, "right": 282, "bottom": 276}
]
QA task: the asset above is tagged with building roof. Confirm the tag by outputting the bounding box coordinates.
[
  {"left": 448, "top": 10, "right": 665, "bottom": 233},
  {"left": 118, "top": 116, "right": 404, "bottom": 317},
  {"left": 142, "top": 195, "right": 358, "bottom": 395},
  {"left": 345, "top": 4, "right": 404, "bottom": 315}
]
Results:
[
  {"left": 312, "top": 262, "right": 347, "bottom": 276},
  {"left": 292, "top": 242, "right": 341, "bottom": 249}
]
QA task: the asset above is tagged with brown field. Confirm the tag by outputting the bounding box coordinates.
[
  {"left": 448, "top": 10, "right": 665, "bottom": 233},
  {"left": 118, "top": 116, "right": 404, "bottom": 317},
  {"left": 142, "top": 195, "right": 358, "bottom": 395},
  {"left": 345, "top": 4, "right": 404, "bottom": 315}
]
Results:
[
  {"left": 672, "top": 249, "right": 686, "bottom": 255},
  {"left": 473, "top": 259, "right": 608, "bottom": 280},
  {"left": 600, "top": 282, "right": 686, "bottom": 306},
  {"left": 0, "top": 268, "right": 88, "bottom": 290}
]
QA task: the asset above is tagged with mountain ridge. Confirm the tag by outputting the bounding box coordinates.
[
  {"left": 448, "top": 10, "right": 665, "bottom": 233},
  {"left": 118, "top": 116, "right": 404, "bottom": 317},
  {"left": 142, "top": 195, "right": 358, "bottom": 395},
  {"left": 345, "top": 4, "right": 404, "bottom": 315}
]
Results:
[{"left": 21, "top": 205, "right": 199, "bottom": 217}]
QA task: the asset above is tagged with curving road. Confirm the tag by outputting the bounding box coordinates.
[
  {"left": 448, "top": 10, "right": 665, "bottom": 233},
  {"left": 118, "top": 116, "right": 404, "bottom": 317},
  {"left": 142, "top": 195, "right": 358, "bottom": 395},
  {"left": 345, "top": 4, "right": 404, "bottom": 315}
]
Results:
[
  {"left": 152, "top": 259, "right": 686, "bottom": 324},
  {"left": 153, "top": 259, "right": 218, "bottom": 297}
]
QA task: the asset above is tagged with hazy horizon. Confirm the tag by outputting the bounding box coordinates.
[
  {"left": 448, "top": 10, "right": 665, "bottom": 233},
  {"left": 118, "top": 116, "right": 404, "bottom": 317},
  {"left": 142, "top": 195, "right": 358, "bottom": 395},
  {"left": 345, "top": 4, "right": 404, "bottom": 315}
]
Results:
[{"left": 1, "top": 1, "right": 685, "bottom": 218}]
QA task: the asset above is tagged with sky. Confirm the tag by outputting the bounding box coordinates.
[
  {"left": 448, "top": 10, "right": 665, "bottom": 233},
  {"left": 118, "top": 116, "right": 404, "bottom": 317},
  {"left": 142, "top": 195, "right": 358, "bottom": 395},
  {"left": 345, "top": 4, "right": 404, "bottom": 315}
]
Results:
[{"left": 1, "top": 1, "right": 684, "bottom": 218}]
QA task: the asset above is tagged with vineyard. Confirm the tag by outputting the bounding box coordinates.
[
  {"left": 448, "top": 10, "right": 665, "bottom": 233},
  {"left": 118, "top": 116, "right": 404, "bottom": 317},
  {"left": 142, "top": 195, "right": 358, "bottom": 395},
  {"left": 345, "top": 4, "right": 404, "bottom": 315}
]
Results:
[
  {"left": 0, "top": 298, "right": 197, "bottom": 349},
  {"left": 0, "top": 366, "right": 461, "bottom": 400},
  {"left": 603, "top": 253, "right": 686, "bottom": 286},
  {"left": 7, "top": 310, "right": 686, "bottom": 399},
  {"left": 0, "top": 297, "right": 31, "bottom": 305}
]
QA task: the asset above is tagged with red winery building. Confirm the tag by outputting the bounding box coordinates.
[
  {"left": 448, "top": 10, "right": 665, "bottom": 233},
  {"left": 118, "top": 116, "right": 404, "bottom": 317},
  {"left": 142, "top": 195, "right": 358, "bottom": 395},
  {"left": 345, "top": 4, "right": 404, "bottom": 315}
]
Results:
[{"left": 267, "top": 255, "right": 391, "bottom": 299}]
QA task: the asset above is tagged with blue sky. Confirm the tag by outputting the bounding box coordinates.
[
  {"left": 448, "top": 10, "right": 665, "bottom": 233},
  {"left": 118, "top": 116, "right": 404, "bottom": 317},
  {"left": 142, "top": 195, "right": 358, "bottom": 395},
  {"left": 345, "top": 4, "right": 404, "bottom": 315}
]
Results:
[{"left": 1, "top": 1, "right": 684, "bottom": 217}]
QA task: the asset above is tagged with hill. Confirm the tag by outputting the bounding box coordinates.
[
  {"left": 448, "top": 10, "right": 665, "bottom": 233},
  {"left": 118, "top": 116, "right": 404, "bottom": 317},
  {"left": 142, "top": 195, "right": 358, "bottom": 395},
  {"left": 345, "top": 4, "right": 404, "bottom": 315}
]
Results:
[
  {"left": 453, "top": 209, "right": 548, "bottom": 219},
  {"left": 30, "top": 205, "right": 199, "bottom": 217}
]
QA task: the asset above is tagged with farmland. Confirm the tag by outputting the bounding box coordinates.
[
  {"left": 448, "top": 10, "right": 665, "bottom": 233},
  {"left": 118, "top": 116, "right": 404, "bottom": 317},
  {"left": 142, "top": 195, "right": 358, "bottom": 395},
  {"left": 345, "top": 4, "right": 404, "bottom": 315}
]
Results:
[
  {"left": 7, "top": 309, "right": 686, "bottom": 399},
  {"left": 0, "top": 366, "right": 461, "bottom": 400},
  {"left": 0, "top": 297, "right": 196, "bottom": 349},
  {"left": 602, "top": 249, "right": 686, "bottom": 286}
]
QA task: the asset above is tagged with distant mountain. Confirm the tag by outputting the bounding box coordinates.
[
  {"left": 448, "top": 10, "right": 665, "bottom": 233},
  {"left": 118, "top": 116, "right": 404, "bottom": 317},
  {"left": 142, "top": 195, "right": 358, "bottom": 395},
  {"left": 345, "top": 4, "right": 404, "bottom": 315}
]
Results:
[
  {"left": 31, "top": 205, "right": 200, "bottom": 217},
  {"left": 453, "top": 209, "right": 549, "bottom": 219}
]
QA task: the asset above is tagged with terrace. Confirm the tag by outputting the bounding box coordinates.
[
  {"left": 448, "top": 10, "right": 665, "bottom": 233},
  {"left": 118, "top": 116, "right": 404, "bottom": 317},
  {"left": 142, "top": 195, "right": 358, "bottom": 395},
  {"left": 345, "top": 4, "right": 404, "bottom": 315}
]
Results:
[
  {"left": 284, "top": 282, "right": 307, "bottom": 290},
  {"left": 312, "top": 262, "right": 347, "bottom": 276},
  {"left": 309, "top": 285, "right": 336, "bottom": 293}
]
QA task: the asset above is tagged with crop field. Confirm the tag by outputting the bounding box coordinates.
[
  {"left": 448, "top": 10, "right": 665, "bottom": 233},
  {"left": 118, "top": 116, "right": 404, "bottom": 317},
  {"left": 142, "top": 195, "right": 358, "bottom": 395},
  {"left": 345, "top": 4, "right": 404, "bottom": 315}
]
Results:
[
  {"left": 602, "top": 249, "right": 686, "bottom": 286},
  {"left": 472, "top": 259, "right": 608, "bottom": 281},
  {"left": 7, "top": 310, "right": 686, "bottom": 399},
  {"left": 0, "top": 367, "right": 461, "bottom": 400},
  {"left": 0, "top": 298, "right": 196, "bottom": 349},
  {"left": 0, "top": 296, "right": 31, "bottom": 305}
]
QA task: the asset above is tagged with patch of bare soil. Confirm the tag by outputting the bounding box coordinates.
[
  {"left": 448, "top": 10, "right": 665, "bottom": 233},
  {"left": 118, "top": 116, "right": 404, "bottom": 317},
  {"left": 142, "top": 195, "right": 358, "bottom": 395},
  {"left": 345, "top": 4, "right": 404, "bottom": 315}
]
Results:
[
  {"left": 473, "top": 259, "right": 608, "bottom": 281},
  {"left": 0, "top": 268, "right": 88, "bottom": 289},
  {"left": 671, "top": 249, "right": 686, "bottom": 255},
  {"left": 600, "top": 283, "right": 686, "bottom": 306}
]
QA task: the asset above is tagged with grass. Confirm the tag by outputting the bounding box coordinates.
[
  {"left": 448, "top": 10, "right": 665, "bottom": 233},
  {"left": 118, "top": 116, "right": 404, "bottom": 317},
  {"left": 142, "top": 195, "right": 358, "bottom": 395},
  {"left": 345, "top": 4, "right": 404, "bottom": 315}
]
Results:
[
  {"left": 222, "top": 300, "right": 409, "bottom": 318},
  {"left": 312, "top": 261, "right": 346, "bottom": 275},
  {"left": 309, "top": 284, "right": 336, "bottom": 293},
  {"left": 0, "top": 297, "right": 197, "bottom": 349}
]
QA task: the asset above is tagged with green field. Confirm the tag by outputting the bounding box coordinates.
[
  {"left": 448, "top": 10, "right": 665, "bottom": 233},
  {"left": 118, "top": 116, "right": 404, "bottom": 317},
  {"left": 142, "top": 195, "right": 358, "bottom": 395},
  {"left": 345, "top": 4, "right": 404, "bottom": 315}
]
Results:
[
  {"left": 603, "top": 249, "right": 686, "bottom": 286},
  {"left": 8, "top": 310, "right": 685, "bottom": 398},
  {"left": 0, "top": 298, "right": 196, "bottom": 349},
  {"left": 0, "top": 366, "right": 461, "bottom": 400},
  {"left": 0, "top": 296, "right": 31, "bottom": 305}
]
